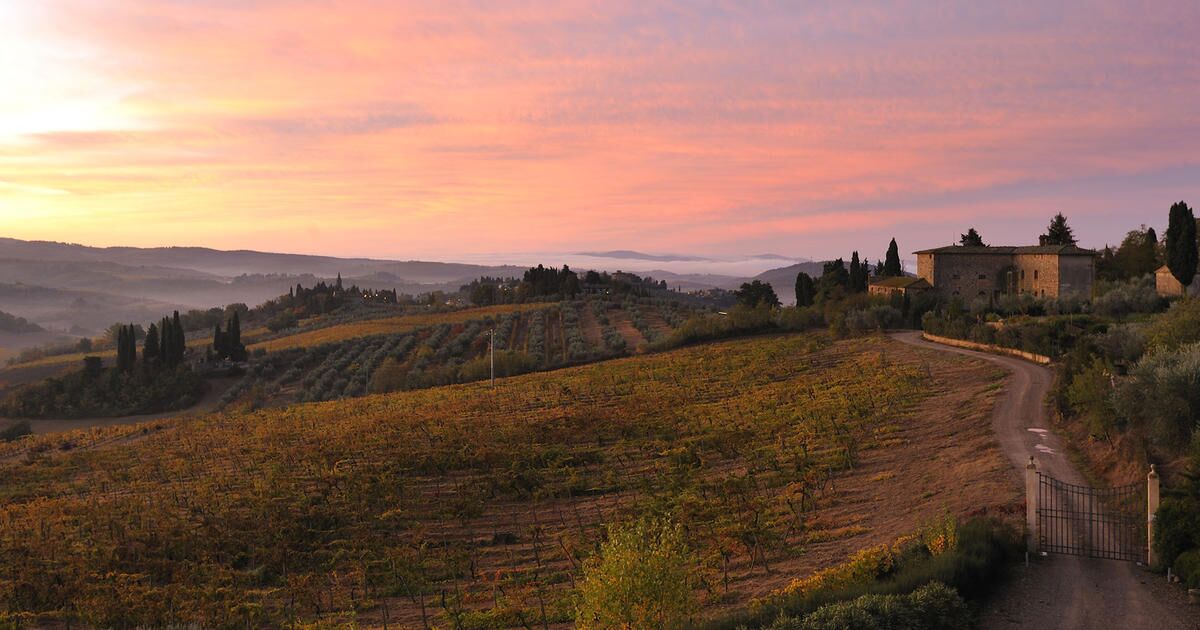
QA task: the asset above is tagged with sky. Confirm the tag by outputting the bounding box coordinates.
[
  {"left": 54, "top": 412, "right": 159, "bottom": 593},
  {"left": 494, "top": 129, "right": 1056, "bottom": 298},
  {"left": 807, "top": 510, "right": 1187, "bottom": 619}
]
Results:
[{"left": 0, "top": 0, "right": 1198, "bottom": 264}]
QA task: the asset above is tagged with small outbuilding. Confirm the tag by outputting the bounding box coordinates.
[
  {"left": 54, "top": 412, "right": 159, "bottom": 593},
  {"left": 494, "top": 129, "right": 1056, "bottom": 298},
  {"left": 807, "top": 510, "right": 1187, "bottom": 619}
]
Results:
[
  {"left": 1156, "top": 265, "right": 1200, "bottom": 297},
  {"left": 868, "top": 276, "right": 932, "bottom": 298}
]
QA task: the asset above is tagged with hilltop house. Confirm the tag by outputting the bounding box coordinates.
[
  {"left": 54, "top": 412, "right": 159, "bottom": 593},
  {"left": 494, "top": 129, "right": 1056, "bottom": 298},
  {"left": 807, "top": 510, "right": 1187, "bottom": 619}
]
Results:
[
  {"left": 913, "top": 245, "right": 1096, "bottom": 300},
  {"left": 867, "top": 276, "right": 931, "bottom": 298},
  {"left": 1155, "top": 265, "right": 1200, "bottom": 297}
]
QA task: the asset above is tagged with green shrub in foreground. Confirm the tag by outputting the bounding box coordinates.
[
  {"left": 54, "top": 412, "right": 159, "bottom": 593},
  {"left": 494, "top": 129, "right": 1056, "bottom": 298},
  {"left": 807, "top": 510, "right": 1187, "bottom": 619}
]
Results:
[
  {"left": 1175, "top": 550, "right": 1200, "bottom": 589},
  {"left": 704, "top": 518, "right": 1017, "bottom": 630},
  {"left": 767, "top": 582, "right": 970, "bottom": 630}
]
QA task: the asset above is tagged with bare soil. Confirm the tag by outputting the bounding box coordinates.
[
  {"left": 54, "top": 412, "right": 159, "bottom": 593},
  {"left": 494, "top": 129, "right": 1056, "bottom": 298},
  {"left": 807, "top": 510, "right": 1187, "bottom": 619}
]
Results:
[
  {"left": 605, "top": 308, "right": 647, "bottom": 350},
  {"left": 577, "top": 303, "right": 605, "bottom": 349}
]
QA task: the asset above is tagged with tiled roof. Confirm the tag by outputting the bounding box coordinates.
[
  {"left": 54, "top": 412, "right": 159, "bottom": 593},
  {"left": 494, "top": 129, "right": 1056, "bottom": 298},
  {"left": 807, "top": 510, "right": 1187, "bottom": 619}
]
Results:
[
  {"left": 869, "top": 276, "right": 932, "bottom": 289},
  {"left": 912, "top": 244, "right": 1097, "bottom": 256}
]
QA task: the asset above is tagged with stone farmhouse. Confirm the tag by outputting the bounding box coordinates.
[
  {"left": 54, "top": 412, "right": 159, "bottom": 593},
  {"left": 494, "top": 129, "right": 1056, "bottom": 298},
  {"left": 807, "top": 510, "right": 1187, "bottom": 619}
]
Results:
[
  {"left": 1155, "top": 265, "right": 1200, "bottom": 297},
  {"left": 867, "top": 276, "right": 932, "bottom": 298},
  {"left": 913, "top": 244, "right": 1096, "bottom": 300}
]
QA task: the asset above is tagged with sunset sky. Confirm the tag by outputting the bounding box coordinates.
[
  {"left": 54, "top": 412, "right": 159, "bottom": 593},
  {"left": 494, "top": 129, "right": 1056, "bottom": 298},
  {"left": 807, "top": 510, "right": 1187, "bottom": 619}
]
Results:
[{"left": 1, "top": 1, "right": 1198, "bottom": 262}]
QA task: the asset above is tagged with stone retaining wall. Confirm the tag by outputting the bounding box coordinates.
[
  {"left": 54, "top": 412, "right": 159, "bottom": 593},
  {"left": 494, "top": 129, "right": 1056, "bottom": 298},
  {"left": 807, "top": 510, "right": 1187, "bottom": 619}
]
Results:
[{"left": 921, "top": 332, "right": 1052, "bottom": 365}]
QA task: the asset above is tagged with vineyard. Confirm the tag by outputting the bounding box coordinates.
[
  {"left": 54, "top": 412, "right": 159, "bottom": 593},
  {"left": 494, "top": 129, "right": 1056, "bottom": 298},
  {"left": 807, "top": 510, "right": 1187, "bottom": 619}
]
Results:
[
  {"left": 216, "top": 297, "right": 695, "bottom": 409},
  {"left": 0, "top": 332, "right": 1017, "bottom": 628}
]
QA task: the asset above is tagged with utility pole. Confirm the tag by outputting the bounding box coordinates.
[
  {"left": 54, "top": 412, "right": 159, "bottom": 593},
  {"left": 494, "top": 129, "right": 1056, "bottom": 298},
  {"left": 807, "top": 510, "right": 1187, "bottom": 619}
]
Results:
[{"left": 490, "top": 328, "right": 495, "bottom": 387}]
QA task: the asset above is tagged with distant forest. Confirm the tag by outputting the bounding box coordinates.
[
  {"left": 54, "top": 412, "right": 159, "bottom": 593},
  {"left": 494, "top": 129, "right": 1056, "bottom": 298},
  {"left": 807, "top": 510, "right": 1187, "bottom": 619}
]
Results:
[{"left": 0, "top": 310, "right": 44, "bottom": 334}]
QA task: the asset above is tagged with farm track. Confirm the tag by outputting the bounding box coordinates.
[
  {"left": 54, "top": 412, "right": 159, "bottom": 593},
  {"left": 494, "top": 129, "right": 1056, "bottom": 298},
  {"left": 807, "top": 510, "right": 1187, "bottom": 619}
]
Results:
[
  {"left": 605, "top": 309, "right": 646, "bottom": 349},
  {"left": 891, "top": 332, "right": 1196, "bottom": 630}
]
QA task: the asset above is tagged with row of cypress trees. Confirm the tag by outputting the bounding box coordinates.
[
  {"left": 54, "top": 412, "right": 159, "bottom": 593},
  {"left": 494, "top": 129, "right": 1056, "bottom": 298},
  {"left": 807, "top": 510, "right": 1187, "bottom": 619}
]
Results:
[
  {"left": 212, "top": 311, "right": 247, "bottom": 362},
  {"left": 112, "top": 311, "right": 187, "bottom": 372}
]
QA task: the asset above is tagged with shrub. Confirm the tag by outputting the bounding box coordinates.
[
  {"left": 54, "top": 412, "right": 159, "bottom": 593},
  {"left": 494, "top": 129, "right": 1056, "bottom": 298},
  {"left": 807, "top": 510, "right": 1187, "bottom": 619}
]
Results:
[
  {"left": 710, "top": 518, "right": 1016, "bottom": 630},
  {"left": 0, "top": 421, "right": 32, "bottom": 443},
  {"left": 1175, "top": 550, "right": 1200, "bottom": 588},
  {"left": 457, "top": 351, "right": 539, "bottom": 382},
  {"left": 1093, "top": 276, "right": 1166, "bottom": 318},
  {"left": 1114, "top": 342, "right": 1200, "bottom": 449},
  {"left": 1145, "top": 298, "right": 1200, "bottom": 351},
  {"left": 1066, "top": 358, "right": 1120, "bottom": 438},
  {"left": 575, "top": 516, "right": 694, "bottom": 630},
  {"left": 767, "top": 582, "right": 969, "bottom": 630},
  {"left": 1092, "top": 324, "right": 1147, "bottom": 366}
]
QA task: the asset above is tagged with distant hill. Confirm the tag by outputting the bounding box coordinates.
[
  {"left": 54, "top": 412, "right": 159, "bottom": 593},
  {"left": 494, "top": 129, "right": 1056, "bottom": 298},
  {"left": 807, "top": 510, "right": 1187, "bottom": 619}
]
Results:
[
  {"left": 576, "top": 250, "right": 713, "bottom": 263},
  {"left": 752, "top": 262, "right": 830, "bottom": 306},
  {"left": 0, "top": 238, "right": 535, "bottom": 333},
  {"left": 0, "top": 238, "right": 526, "bottom": 283}
]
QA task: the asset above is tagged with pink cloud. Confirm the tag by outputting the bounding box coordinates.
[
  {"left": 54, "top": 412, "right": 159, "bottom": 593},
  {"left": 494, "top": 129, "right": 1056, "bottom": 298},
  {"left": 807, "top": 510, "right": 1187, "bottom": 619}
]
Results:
[{"left": 1, "top": 1, "right": 1198, "bottom": 258}]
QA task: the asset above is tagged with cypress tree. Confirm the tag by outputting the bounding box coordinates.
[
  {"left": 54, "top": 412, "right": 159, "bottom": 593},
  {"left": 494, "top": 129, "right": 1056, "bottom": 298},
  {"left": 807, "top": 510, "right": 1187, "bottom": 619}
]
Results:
[
  {"left": 1166, "top": 201, "right": 1198, "bottom": 294},
  {"left": 794, "top": 272, "right": 816, "bottom": 307},
  {"left": 126, "top": 324, "right": 137, "bottom": 370},
  {"left": 849, "top": 252, "right": 863, "bottom": 292},
  {"left": 883, "top": 238, "right": 902, "bottom": 277},
  {"left": 230, "top": 311, "right": 242, "bottom": 348},
  {"left": 117, "top": 325, "right": 128, "bottom": 372},
  {"left": 160, "top": 317, "right": 171, "bottom": 367},
  {"left": 144, "top": 323, "right": 159, "bottom": 362},
  {"left": 172, "top": 311, "right": 185, "bottom": 363}
]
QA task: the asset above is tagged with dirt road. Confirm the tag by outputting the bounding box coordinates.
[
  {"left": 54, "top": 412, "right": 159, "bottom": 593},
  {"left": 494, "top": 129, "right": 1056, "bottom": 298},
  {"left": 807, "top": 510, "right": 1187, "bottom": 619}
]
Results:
[{"left": 892, "top": 331, "right": 1197, "bottom": 629}]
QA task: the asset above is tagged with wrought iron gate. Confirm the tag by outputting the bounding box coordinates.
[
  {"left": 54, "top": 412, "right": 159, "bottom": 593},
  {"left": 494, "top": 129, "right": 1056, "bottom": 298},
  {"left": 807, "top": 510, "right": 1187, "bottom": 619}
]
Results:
[{"left": 1036, "top": 473, "right": 1145, "bottom": 562}]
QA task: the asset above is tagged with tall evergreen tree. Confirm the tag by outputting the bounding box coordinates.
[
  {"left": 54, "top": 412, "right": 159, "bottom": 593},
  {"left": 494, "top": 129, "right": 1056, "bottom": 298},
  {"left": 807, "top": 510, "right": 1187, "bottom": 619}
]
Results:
[
  {"left": 1039, "top": 213, "right": 1077, "bottom": 245},
  {"left": 117, "top": 325, "right": 128, "bottom": 372},
  {"left": 960, "top": 228, "right": 986, "bottom": 247},
  {"left": 858, "top": 257, "right": 871, "bottom": 291},
  {"left": 213, "top": 323, "right": 226, "bottom": 359},
  {"left": 144, "top": 323, "right": 159, "bottom": 362},
  {"left": 794, "top": 272, "right": 816, "bottom": 307},
  {"left": 883, "top": 238, "right": 903, "bottom": 277},
  {"left": 172, "top": 311, "right": 185, "bottom": 363},
  {"left": 127, "top": 324, "right": 138, "bottom": 370},
  {"left": 159, "top": 317, "right": 170, "bottom": 366},
  {"left": 849, "top": 252, "right": 863, "bottom": 292},
  {"left": 1166, "top": 201, "right": 1198, "bottom": 294}
]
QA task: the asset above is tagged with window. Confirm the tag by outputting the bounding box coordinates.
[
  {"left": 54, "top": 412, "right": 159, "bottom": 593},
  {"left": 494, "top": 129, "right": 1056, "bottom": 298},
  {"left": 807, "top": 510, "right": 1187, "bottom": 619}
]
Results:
[
  {"left": 951, "top": 273, "right": 960, "bottom": 280},
  {"left": 1034, "top": 270, "right": 1039, "bottom": 280},
  {"left": 977, "top": 274, "right": 987, "bottom": 280},
  {"left": 1020, "top": 270, "right": 1026, "bottom": 280}
]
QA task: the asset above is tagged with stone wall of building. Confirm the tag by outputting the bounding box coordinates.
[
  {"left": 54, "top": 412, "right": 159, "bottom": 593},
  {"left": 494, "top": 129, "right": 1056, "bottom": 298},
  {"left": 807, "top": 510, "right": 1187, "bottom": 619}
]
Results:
[
  {"left": 1013, "top": 254, "right": 1059, "bottom": 298},
  {"left": 919, "top": 251, "right": 1094, "bottom": 299},
  {"left": 1055, "top": 256, "right": 1094, "bottom": 297},
  {"left": 921, "top": 253, "right": 1013, "bottom": 299},
  {"left": 1157, "top": 267, "right": 1200, "bottom": 297}
]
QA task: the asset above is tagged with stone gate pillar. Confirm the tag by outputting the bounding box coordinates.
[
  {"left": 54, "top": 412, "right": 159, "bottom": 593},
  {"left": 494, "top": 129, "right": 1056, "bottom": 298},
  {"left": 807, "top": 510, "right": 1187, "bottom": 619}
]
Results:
[
  {"left": 1147, "top": 465, "right": 1160, "bottom": 567},
  {"left": 1026, "top": 456, "right": 1038, "bottom": 554}
]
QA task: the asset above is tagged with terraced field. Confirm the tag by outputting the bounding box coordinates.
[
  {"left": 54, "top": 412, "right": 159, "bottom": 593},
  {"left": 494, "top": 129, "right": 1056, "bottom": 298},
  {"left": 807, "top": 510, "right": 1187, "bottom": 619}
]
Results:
[
  {"left": 0, "top": 332, "right": 1015, "bottom": 628},
  {"left": 218, "top": 297, "right": 697, "bottom": 409}
]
